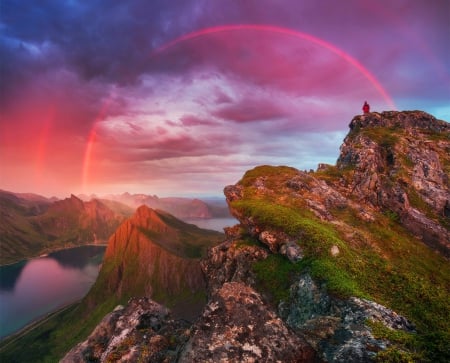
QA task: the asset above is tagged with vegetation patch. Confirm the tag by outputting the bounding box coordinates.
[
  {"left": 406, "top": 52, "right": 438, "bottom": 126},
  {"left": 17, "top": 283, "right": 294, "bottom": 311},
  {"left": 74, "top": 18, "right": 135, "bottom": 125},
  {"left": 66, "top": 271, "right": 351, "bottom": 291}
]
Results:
[
  {"left": 137, "top": 213, "right": 224, "bottom": 259},
  {"left": 361, "top": 127, "right": 400, "bottom": 149},
  {"left": 252, "top": 253, "right": 304, "bottom": 303}
]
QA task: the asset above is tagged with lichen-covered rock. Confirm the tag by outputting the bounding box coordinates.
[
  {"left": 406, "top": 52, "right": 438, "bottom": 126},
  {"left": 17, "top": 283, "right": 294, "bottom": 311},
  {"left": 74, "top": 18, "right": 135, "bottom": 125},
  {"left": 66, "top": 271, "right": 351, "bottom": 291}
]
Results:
[
  {"left": 61, "top": 298, "right": 191, "bottom": 363},
  {"left": 201, "top": 237, "right": 269, "bottom": 295},
  {"left": 178, "top": 282, "right": 318, "bottom": 363},
  {"left": 279, "top": 274, "right": 415, "bottom": 363}
]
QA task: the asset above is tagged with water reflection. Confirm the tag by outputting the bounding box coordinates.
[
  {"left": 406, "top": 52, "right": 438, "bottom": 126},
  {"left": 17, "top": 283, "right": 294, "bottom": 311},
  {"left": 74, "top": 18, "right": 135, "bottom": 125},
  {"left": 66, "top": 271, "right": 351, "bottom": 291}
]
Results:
[
  {"left": 49, "top": 245, "right": 105, "bottom": 269},
  {"left": 0, "top": 261, "right": 26, "bottom": 291},
  {"left": 183, "top": 217, "right": 237, "bottom": 232},
  {"left": 0, "top": 246, "right": 105, "bottom": 339}
]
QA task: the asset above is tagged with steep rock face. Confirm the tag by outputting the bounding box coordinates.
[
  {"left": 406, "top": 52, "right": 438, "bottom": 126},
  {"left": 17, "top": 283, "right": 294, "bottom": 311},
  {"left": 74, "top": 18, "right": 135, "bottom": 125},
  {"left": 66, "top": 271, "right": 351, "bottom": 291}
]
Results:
[
  {"left": 279, "top": 274, "right": 415, "bottom": 362},
  {"left": 35, "top": 194, "right": 125, "bottom": 243},
  {"left": 336, "top": 111, "right": 449, "bottom": 255}
]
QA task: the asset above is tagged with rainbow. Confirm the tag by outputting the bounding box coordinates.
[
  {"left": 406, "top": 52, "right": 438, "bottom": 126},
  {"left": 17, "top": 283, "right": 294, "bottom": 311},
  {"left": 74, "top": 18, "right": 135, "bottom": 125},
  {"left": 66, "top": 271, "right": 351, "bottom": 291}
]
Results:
[
  {"left": 154, "top": 24, "right": 396, "bottom": 109},
  {"left": 82, "top": 24, "right": 396, "bottom": 192}
]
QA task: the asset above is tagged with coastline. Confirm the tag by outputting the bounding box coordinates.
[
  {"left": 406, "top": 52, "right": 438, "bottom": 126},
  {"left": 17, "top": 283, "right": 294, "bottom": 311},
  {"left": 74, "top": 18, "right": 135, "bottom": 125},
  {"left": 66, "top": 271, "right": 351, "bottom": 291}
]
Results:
[{"left": 0, "top": 300, "right": 81, "bottom": 349}]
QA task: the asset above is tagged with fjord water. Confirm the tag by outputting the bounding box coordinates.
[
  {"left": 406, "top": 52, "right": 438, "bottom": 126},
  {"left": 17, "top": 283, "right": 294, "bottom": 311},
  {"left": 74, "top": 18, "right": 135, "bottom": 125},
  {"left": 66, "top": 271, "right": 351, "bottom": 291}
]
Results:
[
  {"left": 0, "top": 245, "right": 106, "bottom": 339},
  {"left": 183, "top": 217, "right": 237, "bottom": 232}
]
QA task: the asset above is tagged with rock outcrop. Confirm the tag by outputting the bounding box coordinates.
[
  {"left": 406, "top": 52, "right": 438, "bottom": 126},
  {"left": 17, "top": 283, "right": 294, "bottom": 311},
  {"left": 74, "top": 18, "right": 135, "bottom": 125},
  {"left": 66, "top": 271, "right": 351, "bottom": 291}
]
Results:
[
  {"left": 337, "top": 111, "right": 449, "bottom": 255},
  {"left": 62, "top": 298, "right": 191, "bottom": 363},
  {"left": 178, "top": 282, "right": 318, "bottom": 363}
]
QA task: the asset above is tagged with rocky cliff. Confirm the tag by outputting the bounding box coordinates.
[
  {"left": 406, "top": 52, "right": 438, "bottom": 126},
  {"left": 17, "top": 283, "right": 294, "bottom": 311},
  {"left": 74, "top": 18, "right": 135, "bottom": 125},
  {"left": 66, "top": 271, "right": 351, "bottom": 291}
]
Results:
[
  {"left": 62, "top": 111, "right": 449, "bottom": 362},
  {"left": 336, "top": 111, "right": 449, "bottom": 255}
]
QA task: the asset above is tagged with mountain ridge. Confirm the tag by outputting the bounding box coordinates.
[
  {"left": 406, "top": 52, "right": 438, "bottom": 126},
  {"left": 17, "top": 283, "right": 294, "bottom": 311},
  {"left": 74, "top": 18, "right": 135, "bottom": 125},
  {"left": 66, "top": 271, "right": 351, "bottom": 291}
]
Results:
[
  {"left": 0, "top": 193, "right": 127, "bottom": 264},
  {"left": 88, "top": 193, "right": 231, "bottom": 219}
]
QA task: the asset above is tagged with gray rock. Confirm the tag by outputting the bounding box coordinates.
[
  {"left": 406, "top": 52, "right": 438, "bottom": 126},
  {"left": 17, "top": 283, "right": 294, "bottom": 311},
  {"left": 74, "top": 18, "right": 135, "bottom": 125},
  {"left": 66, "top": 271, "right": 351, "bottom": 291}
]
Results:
[
  {"left": 279, "top": 273, "right": 415, "bottom": 363},
  {"left": 178, "top": 282, "right": 318, "bottom": 363},
  {"left": 61, "top": 298, "right": 190, "bottom": 363}
]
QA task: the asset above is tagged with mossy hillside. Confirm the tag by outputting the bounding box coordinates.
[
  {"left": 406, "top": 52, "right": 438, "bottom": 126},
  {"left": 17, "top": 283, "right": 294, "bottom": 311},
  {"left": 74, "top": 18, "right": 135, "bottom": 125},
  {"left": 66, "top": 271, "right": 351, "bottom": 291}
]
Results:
[{"left": 233, "top": 165, "right": 450, "bottom": 361}]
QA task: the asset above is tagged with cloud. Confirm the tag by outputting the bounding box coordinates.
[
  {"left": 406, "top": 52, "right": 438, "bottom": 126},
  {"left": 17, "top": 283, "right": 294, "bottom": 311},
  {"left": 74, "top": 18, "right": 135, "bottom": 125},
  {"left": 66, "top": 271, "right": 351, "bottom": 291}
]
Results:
[
  {"left": 180, "top": 115, "right": 217, "bottom": 127},
  {"left": 213, "top": 97, "right": 286, "bottom": 123},
  {"left": 1, "top": 0, "right": 448, "bottom": 197}
]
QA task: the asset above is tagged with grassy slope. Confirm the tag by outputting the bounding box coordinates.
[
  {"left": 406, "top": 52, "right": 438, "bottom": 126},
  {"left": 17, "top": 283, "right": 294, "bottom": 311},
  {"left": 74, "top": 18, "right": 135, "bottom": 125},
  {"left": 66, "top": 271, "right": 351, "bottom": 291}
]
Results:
[{"left": 233, "top": 165, "right": 449, "bottom": 362}]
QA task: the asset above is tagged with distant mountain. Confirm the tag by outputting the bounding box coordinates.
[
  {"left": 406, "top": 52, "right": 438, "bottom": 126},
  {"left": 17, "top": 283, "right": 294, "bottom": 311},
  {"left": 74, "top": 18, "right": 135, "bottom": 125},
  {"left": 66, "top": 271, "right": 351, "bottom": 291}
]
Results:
[
  {"left": 0, "top": 189, "right": 55, "bottom": 215},
  {"left": 0, "top": 190, "right": 51, "bottom": 264},
  {"left": 97, "top": 193, "right": 231, "bottom": 219},
  {"left": 0, "top": 193, "right": 128, "bottom": 264}
]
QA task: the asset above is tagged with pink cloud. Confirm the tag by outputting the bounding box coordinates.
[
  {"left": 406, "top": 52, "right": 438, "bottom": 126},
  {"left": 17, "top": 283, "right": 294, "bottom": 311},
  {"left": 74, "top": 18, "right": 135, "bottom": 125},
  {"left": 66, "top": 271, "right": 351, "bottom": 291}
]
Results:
[
  {"left": 213, "top": 97, "right": 286, "bottom": 123},
  {"left": 180, "top": 115, "right": 217, "bottom": 127}
]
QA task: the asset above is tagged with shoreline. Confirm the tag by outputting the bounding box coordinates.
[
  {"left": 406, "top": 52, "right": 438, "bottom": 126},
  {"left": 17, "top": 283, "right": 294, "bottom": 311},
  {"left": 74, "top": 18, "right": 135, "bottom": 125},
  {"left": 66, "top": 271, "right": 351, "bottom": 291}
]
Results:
[
  {"left": 0, "top": 243, "right": 108, "bottom": 267},
  {"left": 0, "top": 300, "right": 81, "bottom": 349}
]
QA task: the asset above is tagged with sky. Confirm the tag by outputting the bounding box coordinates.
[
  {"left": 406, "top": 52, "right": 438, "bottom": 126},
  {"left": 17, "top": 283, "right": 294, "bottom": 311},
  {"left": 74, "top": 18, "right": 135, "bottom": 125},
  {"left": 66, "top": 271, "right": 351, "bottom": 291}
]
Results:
[{"left": 1, "top": 0, "right": 449, "bottom": 198}]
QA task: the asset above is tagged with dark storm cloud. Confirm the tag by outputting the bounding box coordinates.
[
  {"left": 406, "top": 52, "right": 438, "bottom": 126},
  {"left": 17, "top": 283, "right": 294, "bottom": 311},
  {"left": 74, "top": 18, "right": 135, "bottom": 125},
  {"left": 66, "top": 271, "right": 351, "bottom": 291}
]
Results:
[
  {"left": 0, "top": 0, "right": 206, "bottom": 88},
  {"left": 2, "top": 0, "right": 448, "bottom": 99}
]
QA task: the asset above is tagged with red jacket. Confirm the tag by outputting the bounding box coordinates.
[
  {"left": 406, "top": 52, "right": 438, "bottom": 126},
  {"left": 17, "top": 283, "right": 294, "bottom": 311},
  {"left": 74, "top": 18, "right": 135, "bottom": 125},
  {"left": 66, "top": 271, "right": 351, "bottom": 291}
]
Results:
[{"left": 362, "top": 102, "right": 370, "bottom": 113}]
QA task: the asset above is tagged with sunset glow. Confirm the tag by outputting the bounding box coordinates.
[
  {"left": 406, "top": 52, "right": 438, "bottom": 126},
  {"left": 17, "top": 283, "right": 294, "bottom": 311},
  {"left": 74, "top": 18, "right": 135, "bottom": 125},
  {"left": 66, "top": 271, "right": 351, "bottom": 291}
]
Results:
[{"left": 1, "top": 1, "right": 448, "bottom": 198}]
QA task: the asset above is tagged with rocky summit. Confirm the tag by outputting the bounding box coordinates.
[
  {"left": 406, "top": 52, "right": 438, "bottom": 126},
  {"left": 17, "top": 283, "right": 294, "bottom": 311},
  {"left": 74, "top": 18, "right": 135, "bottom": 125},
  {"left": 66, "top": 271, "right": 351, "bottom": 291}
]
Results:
[{"left": 61, "top": 111, "right": 449, "bottom": 362}]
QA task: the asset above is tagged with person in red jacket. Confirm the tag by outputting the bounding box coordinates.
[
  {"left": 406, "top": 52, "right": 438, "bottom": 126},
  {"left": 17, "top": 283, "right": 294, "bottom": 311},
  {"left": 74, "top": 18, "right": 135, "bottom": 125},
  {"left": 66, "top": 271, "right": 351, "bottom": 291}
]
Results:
[{"left": 362, "top": 101, "right": 370, "bottom": 114}]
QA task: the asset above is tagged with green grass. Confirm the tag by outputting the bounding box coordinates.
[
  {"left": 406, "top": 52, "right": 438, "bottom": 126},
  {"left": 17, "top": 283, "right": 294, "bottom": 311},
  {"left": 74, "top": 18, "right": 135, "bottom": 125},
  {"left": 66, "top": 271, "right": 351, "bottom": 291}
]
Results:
[
  {"left": 360, "top": 127, "right": 399, "bottom": 149},
  {"left": 252, "top": 253, "right": 304, "bottom": 302}
]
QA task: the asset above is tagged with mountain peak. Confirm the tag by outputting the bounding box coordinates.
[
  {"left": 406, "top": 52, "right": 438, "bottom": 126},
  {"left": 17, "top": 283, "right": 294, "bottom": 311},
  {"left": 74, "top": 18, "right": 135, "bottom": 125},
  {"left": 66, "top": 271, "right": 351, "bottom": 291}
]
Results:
[{"left": 349, "top": 110, "right": 449, "bottom": 132}]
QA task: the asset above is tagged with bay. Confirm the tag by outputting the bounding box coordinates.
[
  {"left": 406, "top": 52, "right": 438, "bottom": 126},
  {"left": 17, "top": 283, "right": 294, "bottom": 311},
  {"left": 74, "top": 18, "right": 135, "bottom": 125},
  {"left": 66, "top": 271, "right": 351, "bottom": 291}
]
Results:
[{"left": 0, "top": 245, "right": 106, "bottom": 339}]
